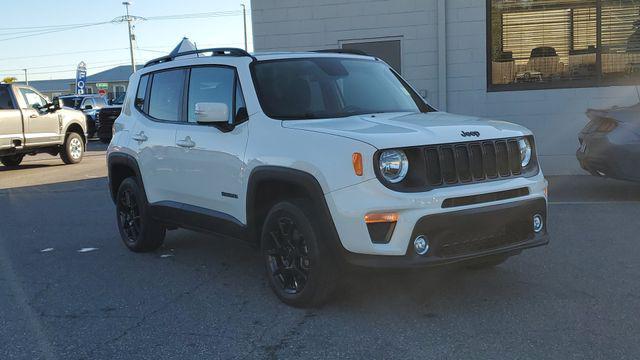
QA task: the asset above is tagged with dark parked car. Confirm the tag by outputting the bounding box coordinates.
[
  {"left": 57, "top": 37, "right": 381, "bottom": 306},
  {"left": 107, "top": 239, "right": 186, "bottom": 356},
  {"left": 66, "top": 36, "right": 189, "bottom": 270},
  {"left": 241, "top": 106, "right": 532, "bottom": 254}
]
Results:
[
  {"left": 57, "top": 94, "right": 108, "bottom": 138},
  {"left": 577, "top": 102, "right": 640, "bottom": 182},
  {"left": 95, "top": 94, "right": 124, "bottom": 143}
]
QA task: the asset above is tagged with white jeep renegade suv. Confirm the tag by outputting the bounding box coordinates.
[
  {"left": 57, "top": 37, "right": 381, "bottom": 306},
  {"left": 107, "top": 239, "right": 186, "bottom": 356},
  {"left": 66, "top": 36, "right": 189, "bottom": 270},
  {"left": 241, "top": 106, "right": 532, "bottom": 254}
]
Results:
[{"left": 107, "top": 48, "right": 549, "bottom": 307}]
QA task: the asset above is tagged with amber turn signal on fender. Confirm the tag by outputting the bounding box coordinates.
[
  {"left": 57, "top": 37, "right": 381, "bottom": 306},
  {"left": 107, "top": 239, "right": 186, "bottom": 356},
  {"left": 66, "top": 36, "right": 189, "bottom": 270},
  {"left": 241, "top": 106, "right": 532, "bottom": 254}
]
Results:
[
  {"left": 352, "top": 152, "right": 363, "bottom": 176},
  {"left": 364, "top": 212, "right": 399, "bottom": 224}
]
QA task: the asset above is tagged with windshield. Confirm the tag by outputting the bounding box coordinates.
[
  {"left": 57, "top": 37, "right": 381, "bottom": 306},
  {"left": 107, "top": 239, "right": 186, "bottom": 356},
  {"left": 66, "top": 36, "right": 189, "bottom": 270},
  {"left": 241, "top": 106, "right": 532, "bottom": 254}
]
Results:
[
  {"left": 253, "top": 57, "right": 430, "bottom": 120},
  {"left": 59, "top": 97, "right": 82, "bottom": 109}
]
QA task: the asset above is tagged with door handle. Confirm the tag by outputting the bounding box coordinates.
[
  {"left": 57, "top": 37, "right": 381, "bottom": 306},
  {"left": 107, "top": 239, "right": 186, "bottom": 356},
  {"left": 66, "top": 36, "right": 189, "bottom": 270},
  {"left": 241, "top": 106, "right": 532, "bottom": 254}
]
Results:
[
  {"left": 132, "top": 132, "right": 148, "bottom": 142},
  {"left": 176, "top": 136, "right": 196, "bottom": 148},
  {"left": 29, "top": 114, "right": 38, "bottom": 118}
]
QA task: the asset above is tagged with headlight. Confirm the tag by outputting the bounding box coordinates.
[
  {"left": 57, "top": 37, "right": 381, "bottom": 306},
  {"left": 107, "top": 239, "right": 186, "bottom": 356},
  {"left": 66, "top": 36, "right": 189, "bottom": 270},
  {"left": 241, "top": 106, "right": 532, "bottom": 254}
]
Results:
[
  {"left": 518, "top": 138, "right": 532, "bottom": 168},
  {"left": 379, "top": 149, "right": 409, "bottom": 183}
]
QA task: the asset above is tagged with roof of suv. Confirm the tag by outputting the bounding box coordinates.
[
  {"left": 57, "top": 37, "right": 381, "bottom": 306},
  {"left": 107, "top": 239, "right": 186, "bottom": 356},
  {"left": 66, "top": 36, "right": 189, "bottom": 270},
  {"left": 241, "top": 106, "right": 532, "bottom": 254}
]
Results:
[
  {"left": 251, "top": 51, "right": 376, "bottom": 61},
  {"left": 143, "top": 48, "right": 377, "bottom": 70}
]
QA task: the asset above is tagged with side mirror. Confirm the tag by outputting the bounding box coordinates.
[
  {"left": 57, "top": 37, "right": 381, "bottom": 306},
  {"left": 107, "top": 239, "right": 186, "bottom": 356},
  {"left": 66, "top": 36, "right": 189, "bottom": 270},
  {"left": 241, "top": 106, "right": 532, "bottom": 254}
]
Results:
[
  {"left": 53, "top": 97, "right": 62, "bottom": 111},
  {"left": 84, "top": 104, "right": 93, "bottom": 110},
  {"left": 39, "top": 101, "right": 59, "bottom": 113},
  {"left": 195, "top": 102, "right": 229, "bottom": 124}
]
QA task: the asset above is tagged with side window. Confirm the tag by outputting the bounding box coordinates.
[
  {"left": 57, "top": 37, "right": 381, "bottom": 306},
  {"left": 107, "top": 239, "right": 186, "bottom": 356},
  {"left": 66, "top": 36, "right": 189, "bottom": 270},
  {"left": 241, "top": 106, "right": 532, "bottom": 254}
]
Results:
[
  {"left": 82, "top": 98, "right": 95, "bottom": 109},
  {"left": 135, "top": 75, "right": 149, "bottom": 112},
  {"left": 19, "top": 88, "right": 47, "bottom": 109},
  {"left": 148, "top": 69, "right": 185, "bottom": 121},
  {"left": 0, "top": 87, "right": 13, "bottom": 110},
  {"left": 187, "top": 67, "right": 235, "bottom": 123},
  {"left": 94, "top": 97, "right": 107, "bottom": 107}
]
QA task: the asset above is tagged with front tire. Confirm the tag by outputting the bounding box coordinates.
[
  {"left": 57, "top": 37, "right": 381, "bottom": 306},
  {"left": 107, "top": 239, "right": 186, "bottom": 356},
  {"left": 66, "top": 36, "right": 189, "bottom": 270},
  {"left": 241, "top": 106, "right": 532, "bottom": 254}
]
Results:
[
  {"left": 1, "top": 154, "right": 24, "bottom": 167},
  {"left": 116, "top": 177, "right": 165, "bottom": 252},
  {"left": 60, "top": 132, "right": 84, "bottom": 164},
  {"left": 261, "top": 200, "right": 337, "bottom": 308}
]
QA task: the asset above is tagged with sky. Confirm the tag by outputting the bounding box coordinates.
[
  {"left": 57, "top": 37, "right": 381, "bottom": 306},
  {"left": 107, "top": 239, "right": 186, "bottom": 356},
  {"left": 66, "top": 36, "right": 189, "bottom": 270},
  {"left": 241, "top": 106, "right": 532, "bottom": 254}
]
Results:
[{"left": 0, "top": 0, "right": 253, "bottom": 81}]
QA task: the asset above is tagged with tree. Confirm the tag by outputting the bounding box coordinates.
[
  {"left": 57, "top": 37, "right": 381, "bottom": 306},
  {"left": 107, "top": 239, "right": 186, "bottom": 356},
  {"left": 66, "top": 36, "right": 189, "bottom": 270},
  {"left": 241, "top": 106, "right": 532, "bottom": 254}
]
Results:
[{"left": 2, "top": 76, "right": 17, "bottom": 84}]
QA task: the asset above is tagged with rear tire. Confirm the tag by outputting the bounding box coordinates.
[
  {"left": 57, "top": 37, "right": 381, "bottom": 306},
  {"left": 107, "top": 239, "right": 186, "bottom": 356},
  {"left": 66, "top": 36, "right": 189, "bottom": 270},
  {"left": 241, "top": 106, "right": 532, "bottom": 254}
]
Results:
[
  {"left": 60, "top": 132, "right": 84, "bottom": 164},
  {"left": 261, "top": 200, "right": 338, "bottom": 308},
  {"left": 1, "top": 154, "right": 24, "bottom": 167},
  {"left": 465, "top": 254, "right": 511, "bottom": 270},
  {"left": 116, "top": 177, "right": 165, "bottom": 252}
]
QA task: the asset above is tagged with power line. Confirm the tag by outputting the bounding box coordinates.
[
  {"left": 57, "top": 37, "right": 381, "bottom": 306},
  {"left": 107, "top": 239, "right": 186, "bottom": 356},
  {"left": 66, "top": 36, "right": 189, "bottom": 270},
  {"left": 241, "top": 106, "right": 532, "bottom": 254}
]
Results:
[
  {"left": 0, "top": 22, "right": 111, "bottom": 42},
  {"left": 0, "top": 21, "right": 112, "bottom": 31},
  {"left": 0, "top": 47, "right": 130, "bottom": 61},
  {"left": 145, "top": 10, "right": 242, "bottom": 21},
  {"left": 0, "top": 11, "right": 242, "bottom": 40}
]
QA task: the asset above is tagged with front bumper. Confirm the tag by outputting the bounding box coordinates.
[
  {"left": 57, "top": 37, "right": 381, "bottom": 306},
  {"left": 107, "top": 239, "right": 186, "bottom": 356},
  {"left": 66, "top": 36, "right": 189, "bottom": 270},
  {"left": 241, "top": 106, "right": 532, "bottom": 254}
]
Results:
[
  {"left": 340, "top": 198, "right": 548, "bottom": 268},
  {"left": 324, "top": 174, "right": 549, "bottom": 268}
]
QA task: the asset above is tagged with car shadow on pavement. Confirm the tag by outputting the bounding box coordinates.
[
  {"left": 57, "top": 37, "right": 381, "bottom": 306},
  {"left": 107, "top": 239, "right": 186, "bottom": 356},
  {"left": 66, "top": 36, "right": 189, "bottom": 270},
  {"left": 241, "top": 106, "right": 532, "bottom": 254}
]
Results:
[
  {"left": 0, "top": 163, "right": 67, "bottom": 171},
  {"left": 1, "top": 176, "right": 540, "bottom": 317},
  {"left": 3, "top": 175, "right": 637, "bottom": 316}
]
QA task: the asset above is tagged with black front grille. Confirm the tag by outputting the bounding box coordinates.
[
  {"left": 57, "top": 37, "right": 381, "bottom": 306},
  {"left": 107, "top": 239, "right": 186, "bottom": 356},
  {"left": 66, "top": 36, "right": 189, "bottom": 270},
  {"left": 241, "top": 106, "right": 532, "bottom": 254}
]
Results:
[
  {"left": 97, "top": 108, "right": 121, "bottom": 128},
  {"left": 437, "top": 219, "right": 531, "bottom": 258},
  {"left": 424, "top": 139, "right": 523, "bottom": 186}
]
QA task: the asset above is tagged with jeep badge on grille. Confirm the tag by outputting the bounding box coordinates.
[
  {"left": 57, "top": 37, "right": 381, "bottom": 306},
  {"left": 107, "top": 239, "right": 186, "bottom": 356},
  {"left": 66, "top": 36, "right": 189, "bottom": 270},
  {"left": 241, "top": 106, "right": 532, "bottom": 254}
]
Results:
[{"left": 461, "top": 131, "right": 480, "bottom": 137}]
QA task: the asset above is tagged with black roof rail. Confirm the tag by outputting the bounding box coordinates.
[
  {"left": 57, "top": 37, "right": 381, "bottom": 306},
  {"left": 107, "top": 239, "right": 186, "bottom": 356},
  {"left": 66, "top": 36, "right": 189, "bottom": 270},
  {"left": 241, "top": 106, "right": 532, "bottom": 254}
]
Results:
[
  {"left": 314, "top": 48, "right": 370, "bottom": 56},
  {"left": 144, "top": 47, "right": 255, "bottom": 68}
]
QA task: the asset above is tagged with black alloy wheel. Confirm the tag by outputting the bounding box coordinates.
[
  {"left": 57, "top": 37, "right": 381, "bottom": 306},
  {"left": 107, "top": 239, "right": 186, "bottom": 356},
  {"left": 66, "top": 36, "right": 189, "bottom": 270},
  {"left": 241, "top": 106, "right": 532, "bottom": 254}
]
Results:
[
  {"left": 261, "top": 200, "right": 337, "bottom": 307},
  {"left": 115, "top": 177, "right": 165, "bottom": 252},
  {"left": 118, "top": 187, "right": 141, "bottom": 244},
  {"left": 264, "top": 216, "right": 312, "bottom": 295}
]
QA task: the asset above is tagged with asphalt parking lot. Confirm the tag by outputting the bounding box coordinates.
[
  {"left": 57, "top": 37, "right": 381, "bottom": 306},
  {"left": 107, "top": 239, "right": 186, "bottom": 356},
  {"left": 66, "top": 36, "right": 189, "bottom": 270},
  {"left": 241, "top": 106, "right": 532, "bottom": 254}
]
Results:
[{"left": 1, "top": 142, "right": 640, "bottom": 360}]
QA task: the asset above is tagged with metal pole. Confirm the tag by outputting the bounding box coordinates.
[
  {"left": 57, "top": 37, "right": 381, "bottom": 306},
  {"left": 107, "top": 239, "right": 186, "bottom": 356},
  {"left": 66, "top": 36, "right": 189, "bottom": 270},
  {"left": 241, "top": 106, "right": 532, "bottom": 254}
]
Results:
[
  {"left": 23, "top": 69, "right": 28, "bottom": 85},
  {"left": 241, "top": 4, "right": 248, "bottom": 51},
  {"left": 124, "top": 2, "right": 137, "bottom": 74}
]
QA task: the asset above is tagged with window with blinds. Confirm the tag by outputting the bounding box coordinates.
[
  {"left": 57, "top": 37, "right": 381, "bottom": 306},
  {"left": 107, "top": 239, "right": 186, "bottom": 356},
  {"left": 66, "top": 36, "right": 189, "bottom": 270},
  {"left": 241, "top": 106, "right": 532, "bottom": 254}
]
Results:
[{"left": 488, "top": 0, "right": 640, "bottom": 90}]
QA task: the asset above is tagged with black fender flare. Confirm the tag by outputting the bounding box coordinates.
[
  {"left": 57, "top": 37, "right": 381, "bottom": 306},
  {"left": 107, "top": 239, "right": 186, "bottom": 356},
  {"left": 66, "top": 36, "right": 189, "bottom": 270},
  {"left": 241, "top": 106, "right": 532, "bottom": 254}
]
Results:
[
  {"left": 107, "top": 152, "right": 145, "bottom": 203},
  {"left": 245, "top": 166, "right": 347, "bottom": 256}
]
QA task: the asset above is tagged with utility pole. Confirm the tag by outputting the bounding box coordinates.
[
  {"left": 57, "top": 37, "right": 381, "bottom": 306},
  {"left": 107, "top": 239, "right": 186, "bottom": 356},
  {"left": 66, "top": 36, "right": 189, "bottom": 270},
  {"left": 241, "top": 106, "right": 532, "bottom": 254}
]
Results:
[
  {"left": 123, "top": 1, "right": 137, "bottom": 74},
  {"left": 23, "top": 69, "right": 28, "bottom": 85},
  {"left": 241, "top": 3, "right": 248, "bottom": 51}
]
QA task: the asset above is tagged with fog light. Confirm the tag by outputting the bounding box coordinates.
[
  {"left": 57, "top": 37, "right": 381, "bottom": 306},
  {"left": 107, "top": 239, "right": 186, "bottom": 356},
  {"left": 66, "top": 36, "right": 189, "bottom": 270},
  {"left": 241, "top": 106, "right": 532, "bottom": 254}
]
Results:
[
  {"left": 533, "top": 214, "right": 544, "bottom": 233},
  {"left": 414, "top": 235, "right": 430, "bottom": 256}
]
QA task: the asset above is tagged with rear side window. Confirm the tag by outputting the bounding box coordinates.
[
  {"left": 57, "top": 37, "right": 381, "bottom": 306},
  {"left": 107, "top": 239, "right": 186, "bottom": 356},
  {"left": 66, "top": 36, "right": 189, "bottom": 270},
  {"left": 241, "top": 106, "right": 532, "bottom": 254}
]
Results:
[
  {"left": 0, "top": 87, "right": 13, "bottom": 109},
  {"left": 148, "top": 69, "right": 186, "bottom": 121},
  {"left": 135, "top": 75, "right": 149, "bottom": 112},
  {"left": 187, "top": 67, "right": 235, "bottom": 123}
]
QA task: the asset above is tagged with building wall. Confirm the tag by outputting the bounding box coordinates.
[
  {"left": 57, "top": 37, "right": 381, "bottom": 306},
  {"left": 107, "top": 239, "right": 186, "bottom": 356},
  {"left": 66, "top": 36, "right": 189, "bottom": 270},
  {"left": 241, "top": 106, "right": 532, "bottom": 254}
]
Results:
[
  {"left": 252, "top": 0, "right": 441, "bottom": 111},
  {"left": 251, "top": 0, "right": 639, "bottom": 175}
]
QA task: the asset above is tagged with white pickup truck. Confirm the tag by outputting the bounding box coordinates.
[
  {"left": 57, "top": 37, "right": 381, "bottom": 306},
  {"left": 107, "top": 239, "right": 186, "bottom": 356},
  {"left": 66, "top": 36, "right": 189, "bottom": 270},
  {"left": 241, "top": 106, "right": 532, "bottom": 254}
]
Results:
[{"left": 0, "top": 84, "right": 87, "bottom": 167}]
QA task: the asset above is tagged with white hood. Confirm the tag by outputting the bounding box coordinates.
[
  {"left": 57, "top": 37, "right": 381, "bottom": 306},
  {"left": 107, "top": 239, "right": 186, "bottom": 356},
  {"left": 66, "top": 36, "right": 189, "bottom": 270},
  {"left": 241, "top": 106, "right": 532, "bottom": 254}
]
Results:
[{"left": 281, "top": 112, "right": 532, "bottom": 149}]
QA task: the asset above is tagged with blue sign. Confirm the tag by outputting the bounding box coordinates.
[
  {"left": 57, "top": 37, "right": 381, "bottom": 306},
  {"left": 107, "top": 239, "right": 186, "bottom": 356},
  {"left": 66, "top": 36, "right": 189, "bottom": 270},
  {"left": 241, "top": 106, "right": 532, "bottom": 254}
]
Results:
[{"left": 76, "top": 61, "right": 87, "bottom": 95}]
